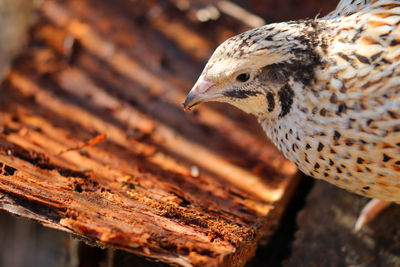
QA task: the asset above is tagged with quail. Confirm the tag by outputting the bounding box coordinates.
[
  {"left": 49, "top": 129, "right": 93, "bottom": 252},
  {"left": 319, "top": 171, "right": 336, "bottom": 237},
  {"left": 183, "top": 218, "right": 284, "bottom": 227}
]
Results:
[{"left": 184, "top": 0, "right": 400, "bottom": 229}]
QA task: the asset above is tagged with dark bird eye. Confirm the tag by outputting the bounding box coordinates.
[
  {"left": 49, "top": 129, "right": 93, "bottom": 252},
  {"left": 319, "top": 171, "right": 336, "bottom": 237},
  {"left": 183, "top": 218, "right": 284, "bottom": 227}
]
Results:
[{"left": 236, "top": 73, "right": 250, "bottom": 82}]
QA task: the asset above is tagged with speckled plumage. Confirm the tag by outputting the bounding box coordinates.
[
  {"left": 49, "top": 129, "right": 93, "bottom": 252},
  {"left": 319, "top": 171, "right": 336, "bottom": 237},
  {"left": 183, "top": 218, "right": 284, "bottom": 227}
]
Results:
[{"left": 184, "top": 0, "right": 400, "bottom": 203}]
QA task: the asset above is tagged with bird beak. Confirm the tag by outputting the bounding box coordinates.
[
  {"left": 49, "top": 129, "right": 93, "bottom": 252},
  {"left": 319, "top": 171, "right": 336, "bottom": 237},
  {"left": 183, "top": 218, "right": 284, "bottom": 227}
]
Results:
[{"left": 183, "top": 76, "right": 217, "bottom": 110}]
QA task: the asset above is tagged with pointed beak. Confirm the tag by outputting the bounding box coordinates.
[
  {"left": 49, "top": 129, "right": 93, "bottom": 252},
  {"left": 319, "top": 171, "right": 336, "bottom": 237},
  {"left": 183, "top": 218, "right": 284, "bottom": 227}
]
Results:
[{"left": 183, "top": 77, "right": 217, "bottom": 110}]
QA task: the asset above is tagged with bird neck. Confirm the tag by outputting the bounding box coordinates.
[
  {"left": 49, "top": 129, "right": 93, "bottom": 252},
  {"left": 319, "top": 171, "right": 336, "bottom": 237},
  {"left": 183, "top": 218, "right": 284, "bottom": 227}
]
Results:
[{"left": 257, "top": 80, "right": 312, "bottom": 166}]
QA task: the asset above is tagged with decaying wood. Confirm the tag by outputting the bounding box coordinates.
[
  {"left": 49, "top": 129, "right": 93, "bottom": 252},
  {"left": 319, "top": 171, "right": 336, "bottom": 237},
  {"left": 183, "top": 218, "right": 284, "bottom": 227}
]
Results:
[{"left": 0, "top": 0, "right": 299, "bottom": 266}]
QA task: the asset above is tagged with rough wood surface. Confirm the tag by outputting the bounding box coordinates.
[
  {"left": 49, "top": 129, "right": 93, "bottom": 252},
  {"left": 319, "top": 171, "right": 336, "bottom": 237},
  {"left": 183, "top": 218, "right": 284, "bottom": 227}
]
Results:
[{"left": 0, "top": 1, "right": 305, "bottom": 266}]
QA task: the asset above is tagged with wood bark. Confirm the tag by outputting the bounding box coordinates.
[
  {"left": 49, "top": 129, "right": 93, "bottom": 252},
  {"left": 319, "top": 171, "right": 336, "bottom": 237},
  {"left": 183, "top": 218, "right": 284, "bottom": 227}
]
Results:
[{"left": 0, "top": 0, "right": 300, "bottom": 266}]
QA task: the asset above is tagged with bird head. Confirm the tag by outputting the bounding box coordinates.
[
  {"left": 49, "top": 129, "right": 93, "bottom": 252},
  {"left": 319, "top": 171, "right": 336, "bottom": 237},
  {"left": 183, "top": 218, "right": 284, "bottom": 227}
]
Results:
[{"left": 184, "top": 21, "right": 324, "bottom": 118}]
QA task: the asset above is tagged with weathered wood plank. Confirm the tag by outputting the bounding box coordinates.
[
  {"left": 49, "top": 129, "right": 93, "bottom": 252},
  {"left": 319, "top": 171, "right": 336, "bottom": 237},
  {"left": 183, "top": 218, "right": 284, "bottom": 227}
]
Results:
[{"left": 0, "top": 0, "right": 299, "bottom": 266}]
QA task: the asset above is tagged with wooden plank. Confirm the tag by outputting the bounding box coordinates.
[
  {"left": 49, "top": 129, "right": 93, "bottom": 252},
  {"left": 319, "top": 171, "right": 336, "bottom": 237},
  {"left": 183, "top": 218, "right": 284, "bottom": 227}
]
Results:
[{"left": 0, "top": 0, "right": 299, "bottom": 266}]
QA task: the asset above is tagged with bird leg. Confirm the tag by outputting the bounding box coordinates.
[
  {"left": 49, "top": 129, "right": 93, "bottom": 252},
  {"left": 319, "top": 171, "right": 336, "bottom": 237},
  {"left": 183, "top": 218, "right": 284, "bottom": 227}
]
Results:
[{"left": 355, "top": 199, "right": 392, "bottom": 231}]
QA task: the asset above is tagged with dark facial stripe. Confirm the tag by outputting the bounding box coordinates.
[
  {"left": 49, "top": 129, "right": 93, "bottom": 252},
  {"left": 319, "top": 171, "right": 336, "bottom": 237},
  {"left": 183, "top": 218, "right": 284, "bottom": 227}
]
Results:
[
  {"left": 278, "top": 84, "right": 294, "bottom": 117},
  {"left": 266, "top": 92, "right": 275, "bottom": 112},
  {"left": 354, "top": 53, "right": 370, "bottom": 64},
  {"left": 223, "top": 90, "right": 261, "bottom": 99}
]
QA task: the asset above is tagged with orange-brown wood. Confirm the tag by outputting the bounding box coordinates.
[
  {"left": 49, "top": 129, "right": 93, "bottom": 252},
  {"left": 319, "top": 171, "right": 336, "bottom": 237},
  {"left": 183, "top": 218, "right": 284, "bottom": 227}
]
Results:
[{"left": 0, "top": 1, "right": 299, "bottom": 266}]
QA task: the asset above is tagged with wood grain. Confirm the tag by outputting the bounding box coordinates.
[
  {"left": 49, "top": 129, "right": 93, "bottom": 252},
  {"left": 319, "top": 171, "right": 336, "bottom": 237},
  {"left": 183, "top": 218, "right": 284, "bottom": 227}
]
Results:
[{"left": 0, "top": 0, "right": 299, "bottom": 266}]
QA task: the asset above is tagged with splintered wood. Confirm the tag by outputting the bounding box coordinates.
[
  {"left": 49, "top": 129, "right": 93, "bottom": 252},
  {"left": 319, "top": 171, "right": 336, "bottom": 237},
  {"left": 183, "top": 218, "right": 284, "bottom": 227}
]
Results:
[{"left": 0, "top": 0, "right": 298, "bottom": 266}]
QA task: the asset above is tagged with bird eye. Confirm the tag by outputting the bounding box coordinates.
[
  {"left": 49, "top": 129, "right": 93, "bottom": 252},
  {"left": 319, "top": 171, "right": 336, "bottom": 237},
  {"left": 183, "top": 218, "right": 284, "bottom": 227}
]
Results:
[{"left": 236, "top": 73, "right": 250, "bottom": 82}]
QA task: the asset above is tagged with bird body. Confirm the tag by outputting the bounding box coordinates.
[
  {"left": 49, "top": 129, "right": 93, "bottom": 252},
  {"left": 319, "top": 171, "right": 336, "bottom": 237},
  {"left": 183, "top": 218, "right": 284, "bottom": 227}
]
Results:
[{"left": 184, "top": 0, "right": 400, "bottom": 203}]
